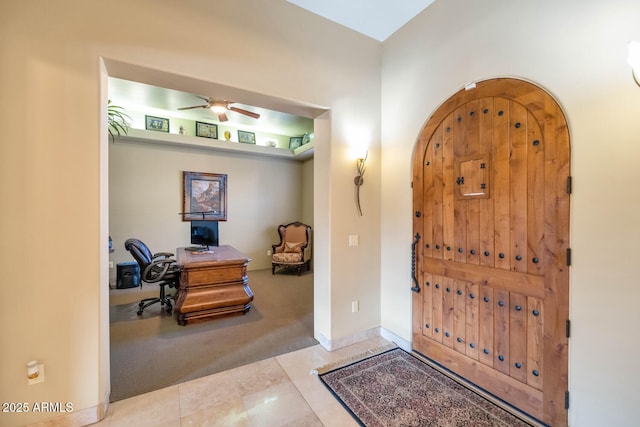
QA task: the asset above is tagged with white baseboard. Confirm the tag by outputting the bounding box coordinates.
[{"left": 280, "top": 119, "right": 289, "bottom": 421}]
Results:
[
  {"left": 316, "top": 327, "right": 412, "bottom": 352},
  {"left": 316, "top": 327, "right": 380, "bottom": 351},
  {"left": 380, "top": 327, "right": 411, "bottom": 352},
  {"left": 25, "top": 401, "right": 106, "bottom": 427}
]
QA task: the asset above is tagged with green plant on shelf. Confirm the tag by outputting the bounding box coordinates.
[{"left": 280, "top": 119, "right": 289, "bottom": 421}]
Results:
[{"left": 108, "top": 100, "right": 131, "bottom": 142}]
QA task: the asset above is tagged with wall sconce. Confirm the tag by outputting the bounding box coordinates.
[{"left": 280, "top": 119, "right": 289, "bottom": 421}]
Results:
[
  {"left": 628, "top": 41, "right": 640, "bottom": 87},
  {"left": 354, "top": 151, "right": 367, "bottom": 216}
]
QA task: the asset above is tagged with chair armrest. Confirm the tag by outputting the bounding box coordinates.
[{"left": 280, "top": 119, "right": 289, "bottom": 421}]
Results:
[
  {"left": 153, "top": 252, "right": 175, "bottom": 259},
  {"left": 142, "top": 258, "right": 178, "bottom": 283}
]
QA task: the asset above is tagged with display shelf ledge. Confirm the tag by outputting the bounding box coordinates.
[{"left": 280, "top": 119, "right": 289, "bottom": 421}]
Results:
[{"left": 117, "top": 128, "right": 313, "bottom": 160}]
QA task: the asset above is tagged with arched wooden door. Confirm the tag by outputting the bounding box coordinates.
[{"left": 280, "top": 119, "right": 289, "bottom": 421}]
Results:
[{"left": 412, "top": 78, "right": 570, "bottom": 426}]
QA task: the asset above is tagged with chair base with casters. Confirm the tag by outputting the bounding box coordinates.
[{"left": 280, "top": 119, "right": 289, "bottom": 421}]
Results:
[
  {"left": 124, "top": 238, "right": 181, "bottom": 316},
  {"left": 271, "top": 222, "right": 312, "bottom": 276},
  {"left": 137, "top": 281, "right": 175, "bottom": 315}
]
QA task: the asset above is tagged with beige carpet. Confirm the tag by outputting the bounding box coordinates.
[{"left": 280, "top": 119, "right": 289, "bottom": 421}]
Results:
[{"left": 109, "top": 268, "right": 316, "bottom": 402}]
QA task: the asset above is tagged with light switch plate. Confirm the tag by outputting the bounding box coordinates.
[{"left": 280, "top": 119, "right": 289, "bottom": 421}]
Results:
[{"left": 348, "top": 235, "right": 359, "bottom": 247}]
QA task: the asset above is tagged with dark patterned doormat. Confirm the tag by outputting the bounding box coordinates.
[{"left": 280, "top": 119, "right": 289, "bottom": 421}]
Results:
[{"left": 316, "top": 347, "right": 532, "bottom": 427}]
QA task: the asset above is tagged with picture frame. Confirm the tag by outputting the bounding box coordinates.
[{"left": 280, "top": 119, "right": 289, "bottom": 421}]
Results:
[
  {"left": 182, "top": 171, "right": 227, "bottom": 221},
  {"left": 289, "top": 136, "right": 303, "bottom": 150},
  {"left": 145, "top": 115, "right": 169, "bottom": 132},
  {"left": 195, "top": 121, "right": 218, "bottom": 139},
  {"left": 237, "top": 130, "right": 256, "bottom": 144}
]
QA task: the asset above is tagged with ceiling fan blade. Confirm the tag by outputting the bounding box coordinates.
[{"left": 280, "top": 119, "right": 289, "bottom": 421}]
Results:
[
  {"left": 177, "top": 104, "right": 209, "bottom": 110},
  {"left": 229, "top": 106, "right": 260, "bottom": 119},
  {"left": 218, "top": 112, "right": 228, "bottom": 122}
]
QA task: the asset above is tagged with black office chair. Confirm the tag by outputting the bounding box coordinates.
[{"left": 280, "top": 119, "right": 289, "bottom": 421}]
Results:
[{"left": 124, "top": 238, "right": 180, "bottom": 316}]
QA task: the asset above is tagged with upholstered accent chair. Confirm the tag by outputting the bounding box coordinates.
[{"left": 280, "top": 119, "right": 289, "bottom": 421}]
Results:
[{"left": 271, "top": 222, "right": 312, "bottom": 275}]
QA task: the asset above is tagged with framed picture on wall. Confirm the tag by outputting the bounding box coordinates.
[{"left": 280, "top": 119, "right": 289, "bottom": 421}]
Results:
[
  {"left": 195, "top": 121, "right": 218, "bottom": 139},
  {"left": 145, "top": 115, "right": 169, "bottom": 132},
  {"left": 237, "top": 130, "right": 256, "bottom": 144},
  {"left": 182, "top": 171, "right": 228, "bottom": 221},
  {"left": 289, "top": 137, "right": 303, "bottom": 150}
]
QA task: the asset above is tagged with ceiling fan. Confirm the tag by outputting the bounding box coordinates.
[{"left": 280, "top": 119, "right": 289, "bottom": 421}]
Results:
[{"left": 178, "top": 96, "right": 260, "bottom": 122}]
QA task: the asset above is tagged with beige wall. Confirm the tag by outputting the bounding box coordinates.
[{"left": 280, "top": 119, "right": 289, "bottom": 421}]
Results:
[
  {"left": 380, "top": 0, "right": 640, "bottom": 426},
  {"left": 109, "top": 139, "right": 306, "bottom": 273},
  {"left": 301, "top": 158, "right": 314, "bottom": 229},
  {"left": 5, "top": 0, "right": 638, "bottom": 425},
  {"left": 0, "top": 1, "right": 381, "bottom": 425}
]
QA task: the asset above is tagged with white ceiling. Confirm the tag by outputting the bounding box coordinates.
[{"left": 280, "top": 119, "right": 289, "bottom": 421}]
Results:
[{"left": 287, "top": 0, "right": 435, "bottom": 41}]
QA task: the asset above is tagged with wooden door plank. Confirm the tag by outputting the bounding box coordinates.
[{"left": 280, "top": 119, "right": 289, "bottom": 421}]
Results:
[
  {"left": 494, "top": 289, "right": 510, "bottom": 376},
  {"left": 455, "top": 100, "right": 480, "bottom": 264},
  {"left": 422, "top": 273, "right": 434, "bottom": 339},
  {"left": 465, "top": 100, "right": 480, "bottom": 157},
  {"left": 412, "top": 289, "right": 423, "bottom": 344},
  {"left": 465, "top": 282, "right": 480, "bottom": 360},
  {"left": 509, "top": 292, "right": 528, "bottom": 383},
  {"left": 432, "top": 120, "right": 446, "bottom": 260},
  {"left": 442, "top": 277, "right": 455, "bottom": 348},
  {"left": 478, "top": 286, "right": 494, "bottom": 367},
  {"left": 479, "top": 97, "right": 495, "bottom": 268},
  {"left": 443, "top": 114, "right": 455, "bottom": 261},
  {"left": 467, "top": 199, "right": 480, "bottom": 265},
  {"left": 527, "top": 112, "right": 545, "bottom": 276},
  {"left": 510, "top": 101, "right": 528, "bottom": 273},
  {"left": 423, "top": 133, "right": 435, "bottom": 259},
  {"left": 453, "top": 280, "right": 467, "bottom": 354},
  {"left": 432, "top": 275, "right": 444, "bottom": 344},
  {"left": 493, "top": 97, "right": 510, "bottom": 270},
  {"left": 453, "top": 106, "right": 467, "bottom": 262},
  {"left": 454, "top": 199, "right": 468, "bottom": 263},
  {"left": 453, "top": 105, "right": 469, "bottom": 158},
  {"left": 527, "top": 296, "right": 543, "bottom": 391}
]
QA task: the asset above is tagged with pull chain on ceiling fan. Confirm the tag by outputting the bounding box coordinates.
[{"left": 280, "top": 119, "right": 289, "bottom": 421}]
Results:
[{"left": 178, "top": 96, "right": 260, "bottom": 122}]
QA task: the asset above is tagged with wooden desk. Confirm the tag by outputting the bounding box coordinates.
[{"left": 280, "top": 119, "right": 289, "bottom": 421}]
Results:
[{"left": 174, "top": 245, "right": 253, "bottom": 325}]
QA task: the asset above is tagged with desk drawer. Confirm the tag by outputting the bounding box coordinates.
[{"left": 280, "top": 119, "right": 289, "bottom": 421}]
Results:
[
  {"left": 182, "top": 265, "right": 246, "bottom": 286},
  {"left": 175, "top": 283, "right": 253, "bottom": 315}
]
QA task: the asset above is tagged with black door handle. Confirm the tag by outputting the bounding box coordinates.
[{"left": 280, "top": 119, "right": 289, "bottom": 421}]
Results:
[{"left": 411, "top": 233, "right": 421, "bottom": 293}]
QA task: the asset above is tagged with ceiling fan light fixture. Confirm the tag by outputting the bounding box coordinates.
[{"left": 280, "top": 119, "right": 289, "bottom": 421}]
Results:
[{"left": 211, "top": 104, "right": 227, "bottom": 114}]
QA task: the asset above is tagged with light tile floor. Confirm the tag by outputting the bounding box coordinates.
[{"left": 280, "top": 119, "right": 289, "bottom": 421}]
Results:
[{"left": 95, "top": 336, "right": 392, "bottom": 426}]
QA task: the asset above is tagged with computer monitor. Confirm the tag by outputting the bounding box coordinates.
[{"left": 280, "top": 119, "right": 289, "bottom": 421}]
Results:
[{"left": 190, "top": 220, "right": 219, "bottom": 249}]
